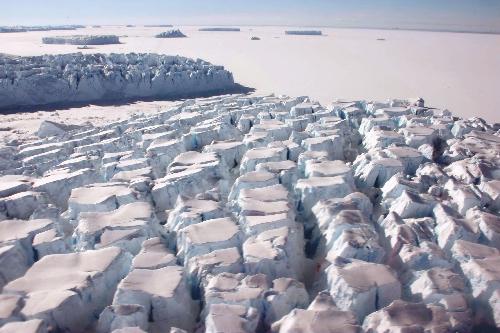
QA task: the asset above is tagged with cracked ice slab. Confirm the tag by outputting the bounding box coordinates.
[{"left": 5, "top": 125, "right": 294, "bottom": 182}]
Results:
[
  {"left": 33, "top": 168, "right": 98, "bottom": 209},
  {"left": 203, "top": 273, "right": 269, "bottom": 316},
  {"left": 409, "top": 267, "right": 472, "bottom": 331},
  {"left": 234, "top": 184, "right": 293, "bottom": 218},
  {"left": 265, "top": 278, "right": 309, "bottom": 325},
  {"left": 362, "top": 300, "right": 453, "bottom": 332},
  {"left": 97, "top": 304, "right": 149, "bottom": 333},
  {"left": 0, "top": 191, "right": 46, "bottom": 220},
  {"left": 0, "top": 319, "right": 48, "bottom": 333},
  {"left": 243, "top": 226, "right": 305, "bottom": 281},
  {"left": 354, "top": 157, "right": 404, "bottom": 189},
  {"left": 152, "top": 152, "right": 222, "bottom": 211},
  {"left": 0, "top": 175, "right": 33, "bottom": 198},
  {"left": 228, "top": 171, "right": 279, "bottom": 202},
  {"left": 0, "top": 294, "right": 23, "bottom": 326},
  {"left": 458, "top": 249, "right": 500, "bottom": 310},
  {"left": 205, "top": 304, "right": 260, "bottom": 333},
  {"left": 255, "top": 160, "right": 298, "bottom": 189},
  {"left": 187, "top": 247, "right": 244, "bottom": 288},
  {"left": 240, "top": 147, "right": 287, "bottom": 174},
  {"left": 0, "top": 219, "right": 54, "bottom": 289},
  {"left": 304, "top": 159, "right": 353, "bottom": 179},
  {"left": 166, "top": 198, "right": 224, "bottom": 232},
  {"left": 113, "top": 266, "right": 197, "bottom": 332},
  {"left": 384, "top": 146, "right": 425, "bottom": 175},
  {"left": 301, "top": 135, "right": 344, "bottom": 160},
  {"left": 203, "top": 140, "right": 246, "bottom": 168},
  {"left": 132, "top": 237, "right": 176, "bottom": 270},
  {"left": 296, "top": 176, "right": 355, "bottom": 214},
  {"left": 240, "top": 212, "right": 296, "bottom": 236},
  {"left": 68, "top": 182, "right": 137, "bottom": 219},
  {"left": 32, "top": 228, "right": 69, "bottom": 259},
  {"left": 74, "top": 201, "right": 158, "bottom": 253},
  {"left": 3, "top": 247, "right": 131, "bottom": 332},
  {"left": 325, "top": 223, "right": 385, "bottom": 264},
  {"left": 325, "top": 258, "right": 401, "bottom": 322},
  {"left": 177, "top": 217, "right": 241, "bottom": 262}
]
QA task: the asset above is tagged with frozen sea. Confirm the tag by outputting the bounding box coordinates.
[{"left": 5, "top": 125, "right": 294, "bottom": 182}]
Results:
[{"left": 1, "top": 25, "right": 499, "bottom": 123}]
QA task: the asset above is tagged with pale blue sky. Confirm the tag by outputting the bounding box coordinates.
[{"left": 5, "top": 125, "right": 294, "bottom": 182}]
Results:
[{"left": 2, "top": 0, "right": 500, "bottom": 32}]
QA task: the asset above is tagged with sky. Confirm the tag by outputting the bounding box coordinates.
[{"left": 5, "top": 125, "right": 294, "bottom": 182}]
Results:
[{"left": 1, "top": 0, "right": 500, "bottom": 33}]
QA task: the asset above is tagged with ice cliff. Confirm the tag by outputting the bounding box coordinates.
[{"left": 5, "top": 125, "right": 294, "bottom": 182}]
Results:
[
  {"left": 42, "top": 35, "right": 121, "bottom": 45},
  {"left": 155, "top": 30, "right": 187, "bottom": 38},
  {"left": 0, "top": 53, "right": 237, "bottom": 110},
  {"left": 0, "top": 93, "right": 499, "bottom": 332}
]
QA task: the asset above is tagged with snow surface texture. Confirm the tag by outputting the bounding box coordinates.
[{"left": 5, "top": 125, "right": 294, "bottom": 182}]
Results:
[
  {"left": 0, "top": 94, "right": 499, "bottom": 333},
  {"left": 42, "top": 35, "right": 121, "bottom": 45},
  {"left": 0, "top": 53, "right": 236, "bottom": 110},
  {"left": 155, "top": 30, "right": 187, "bottom": 39}
]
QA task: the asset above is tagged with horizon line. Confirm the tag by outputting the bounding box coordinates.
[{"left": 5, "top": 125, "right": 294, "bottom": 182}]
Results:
[{"left": 2, "top": 23, "right": 500, "bottom": 36}]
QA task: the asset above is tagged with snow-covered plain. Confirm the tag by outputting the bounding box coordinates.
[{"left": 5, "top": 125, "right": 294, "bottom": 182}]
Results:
[{"left": 0, "top": 25, "right": 499, "bottom": 122}]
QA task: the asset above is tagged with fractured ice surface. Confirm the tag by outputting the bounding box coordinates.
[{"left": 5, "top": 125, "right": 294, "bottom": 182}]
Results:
[
  {"left": 203, "top": 272, "right": 269, "bottom": 321},
  {"left": 0, "top": 53, "right": 236, "bottom": 110},
  {"left": 131, "top": 237, "right": 176, "bottom": 270},
  {"left": 113, "top": 266, "right": 197, "bottom": 332},
  {"left": 271, "top": 291, "right": 360, "bottom": 332},
  {"left": 37, "top": 120, "right": 83, "bottom": 139},
  {"left": 0, "top": 93, "right": 499, "bottom": 331},
  {"left": 97, "top": 304, "right": 149, "bottom": 333},
  {"left": 0, "top": 319, "right": 47, "bottom": 333},
  {"left": 323, "top": 258, "right": 401, "bottom": 321},
  {"left": 42, "top": 35, "right": 120, "bottom": 45},
  {"left": 74, "top": 201, "right": 159, "bottom": 253},
  {"left": 3, "top": 247, "right": 131, "bottom": 332},
  {"left": 155, "top": 30, "right": 187, "bottom": 38},
  {"left": 264, "top": 278, "right": 309, "bottom": 325},
  {"left": 243, "top": 225, "right": 305, "bottom": 281},
  {"left": 187, "top": 247, "right": 244, "bottom": 290},
  {"left": 0, "top": 219, "right": 54, "bottom": 289},
  {"left": 362, "top": 300, "right": 453, "bottom": 332},
  {"left": 177, "top": 217, "right": 241, "bottom": 262},
  {"left": 68, "top": 182, "right": 137, "bottom": 218},
  {"left": 205, "top": 304, "right": 259, "bottom": 333}
]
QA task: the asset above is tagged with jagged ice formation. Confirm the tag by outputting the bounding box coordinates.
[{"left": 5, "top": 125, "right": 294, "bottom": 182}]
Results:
[
  {"left": 0, "top": 94, "right": 499, "bottom": 332},
  {"left": 42, "top": 35, "right": 121, "bottom": 45},
  {"left": 0, "top": 53, "right": 237, "bottom": 110}
]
